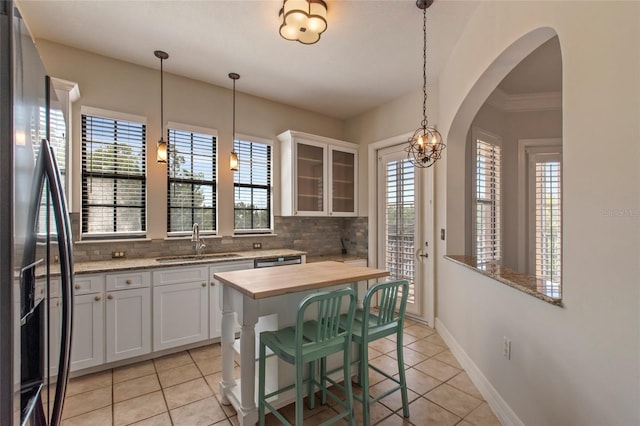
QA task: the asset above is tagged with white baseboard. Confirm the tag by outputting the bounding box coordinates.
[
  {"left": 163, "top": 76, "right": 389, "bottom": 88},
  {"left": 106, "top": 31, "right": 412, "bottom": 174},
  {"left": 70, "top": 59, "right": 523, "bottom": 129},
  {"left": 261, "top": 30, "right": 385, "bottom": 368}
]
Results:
[{"left": 435, "top": 318, "right": 524, "bottom": 426}]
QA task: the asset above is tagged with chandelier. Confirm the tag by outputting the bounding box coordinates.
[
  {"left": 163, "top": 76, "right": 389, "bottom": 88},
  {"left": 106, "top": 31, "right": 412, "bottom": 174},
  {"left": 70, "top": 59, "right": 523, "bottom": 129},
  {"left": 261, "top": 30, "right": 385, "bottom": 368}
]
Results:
[
  {"left": 279, "top": 0, "right": 328, "bottom": 45},
  {"left": 405, "top": 0, "right": 446, "bottom": 168}
]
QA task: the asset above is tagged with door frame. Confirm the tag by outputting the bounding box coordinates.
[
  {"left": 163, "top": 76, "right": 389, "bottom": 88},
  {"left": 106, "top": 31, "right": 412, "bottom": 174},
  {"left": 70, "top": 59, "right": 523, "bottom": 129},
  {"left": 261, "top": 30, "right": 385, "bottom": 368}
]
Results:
[{"left": 367, "top": 132, "right": 435, "bottom": 326}]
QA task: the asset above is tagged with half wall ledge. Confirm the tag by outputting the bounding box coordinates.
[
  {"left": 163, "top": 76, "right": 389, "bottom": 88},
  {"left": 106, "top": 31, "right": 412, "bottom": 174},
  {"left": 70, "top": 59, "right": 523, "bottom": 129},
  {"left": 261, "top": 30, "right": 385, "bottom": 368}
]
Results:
[{"left": 444, "top": 255, "right": 563, "bottom": 307}]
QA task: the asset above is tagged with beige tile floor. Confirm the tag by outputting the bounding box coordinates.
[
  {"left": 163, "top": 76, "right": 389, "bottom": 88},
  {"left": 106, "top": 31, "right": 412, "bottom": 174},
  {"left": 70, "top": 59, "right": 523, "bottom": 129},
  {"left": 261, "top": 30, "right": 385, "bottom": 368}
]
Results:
[{"left": 61, "top": 319, "right": 501, "bottom": 425}]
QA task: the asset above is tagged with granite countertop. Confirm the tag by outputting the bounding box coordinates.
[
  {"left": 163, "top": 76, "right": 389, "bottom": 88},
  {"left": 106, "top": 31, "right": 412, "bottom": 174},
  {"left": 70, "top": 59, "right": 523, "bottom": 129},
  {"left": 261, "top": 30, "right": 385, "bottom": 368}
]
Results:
[
  {"left": 444, "top": 255, "right": 562, "bottom": 306},
  {"left": 65, "top": 249, "right": 307, "bottom": 276},
  {"left": 306, "top": 254, "right": 368, "bottom": 263}
]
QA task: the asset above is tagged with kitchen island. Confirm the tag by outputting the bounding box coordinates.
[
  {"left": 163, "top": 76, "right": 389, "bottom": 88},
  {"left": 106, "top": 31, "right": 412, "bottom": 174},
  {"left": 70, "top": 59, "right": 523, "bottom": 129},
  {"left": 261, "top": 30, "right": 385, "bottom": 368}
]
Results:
[{"left": 213, "top": 261, "right": 389, "bottom": 426}]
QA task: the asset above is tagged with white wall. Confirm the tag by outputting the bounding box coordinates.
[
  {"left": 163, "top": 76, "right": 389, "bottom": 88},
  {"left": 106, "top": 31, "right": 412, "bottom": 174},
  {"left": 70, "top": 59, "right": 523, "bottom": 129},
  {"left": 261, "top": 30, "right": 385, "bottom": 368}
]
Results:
[
  {"left": 438, "top": 2, "right": 639, "bottom": 425},
  {"left": 35, "top": 41, "right": 345, "bottom": 238},
  {"left": 347, "top": 1, "right": 639, "bottom": 425}
]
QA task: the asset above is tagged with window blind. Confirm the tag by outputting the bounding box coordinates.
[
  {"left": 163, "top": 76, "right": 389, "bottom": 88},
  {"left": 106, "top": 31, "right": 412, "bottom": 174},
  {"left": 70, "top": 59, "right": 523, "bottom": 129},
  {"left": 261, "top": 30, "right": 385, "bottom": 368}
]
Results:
[
  {"left": 535, "top": 161, "right": 562, "bottom": 287},
  {"left": 384, "top": 159, "right": 415, "bottom": 304},
  {"left": 234, "top": 139, "right": 271, "bottom": 232},
  {"left": 81, "top": 114, "right": 146, "bottom": 236},
  {"left": 167, "top": 128, "right": 216, "bottom": 233},
  {"left": 475, "top": 140, "right": 501, "bottom": 262},
  {"left": 36, "top": 106, "right": 67, "bottom": 235}
]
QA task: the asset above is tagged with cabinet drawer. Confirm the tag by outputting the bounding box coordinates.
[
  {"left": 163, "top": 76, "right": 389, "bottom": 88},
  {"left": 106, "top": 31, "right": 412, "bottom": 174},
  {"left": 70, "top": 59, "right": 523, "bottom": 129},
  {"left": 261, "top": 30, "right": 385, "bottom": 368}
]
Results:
[
  {"left": 152, "top": 266, "right": 209, "bottom": 287},
  {"left": 106, "top": 271, "right": 150, "bottom": 291},
  {"left": 73, "top": 274, "right": 104, "bottom": 295}
]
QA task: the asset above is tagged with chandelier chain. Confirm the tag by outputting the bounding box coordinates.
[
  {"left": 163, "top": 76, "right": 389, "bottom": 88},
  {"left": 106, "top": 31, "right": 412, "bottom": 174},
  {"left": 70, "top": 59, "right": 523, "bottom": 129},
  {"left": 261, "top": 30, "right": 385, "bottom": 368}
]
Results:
[{"left": 422, "top": 6, "right": 428, "bottom": 128}]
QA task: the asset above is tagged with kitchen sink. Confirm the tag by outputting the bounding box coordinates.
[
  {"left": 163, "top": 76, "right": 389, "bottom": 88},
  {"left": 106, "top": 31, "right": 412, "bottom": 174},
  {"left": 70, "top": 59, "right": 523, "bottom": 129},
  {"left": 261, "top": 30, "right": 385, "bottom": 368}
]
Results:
[{"left": 155, "top": 253, "right": 242, "bottom": 263}]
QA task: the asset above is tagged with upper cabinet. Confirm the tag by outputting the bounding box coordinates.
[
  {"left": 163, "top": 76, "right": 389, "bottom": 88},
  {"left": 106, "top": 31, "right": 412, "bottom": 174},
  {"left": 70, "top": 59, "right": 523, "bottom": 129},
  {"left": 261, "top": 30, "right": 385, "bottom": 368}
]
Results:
[{"left": 278, "top": 131, "right": 358, "bottom": 217}]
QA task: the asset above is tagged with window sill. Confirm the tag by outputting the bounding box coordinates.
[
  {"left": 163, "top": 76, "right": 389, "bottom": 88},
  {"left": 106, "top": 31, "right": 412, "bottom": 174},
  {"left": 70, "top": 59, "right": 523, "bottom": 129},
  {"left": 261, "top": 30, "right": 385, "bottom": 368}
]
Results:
[{"left": 444, "top": 255, "right": 563, "bottom": 307}]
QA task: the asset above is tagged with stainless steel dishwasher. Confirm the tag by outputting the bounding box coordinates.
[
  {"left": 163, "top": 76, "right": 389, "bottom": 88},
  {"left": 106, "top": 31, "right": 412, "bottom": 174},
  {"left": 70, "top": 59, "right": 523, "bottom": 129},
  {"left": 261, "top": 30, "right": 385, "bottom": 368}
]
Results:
[{"left": 254, "top": 255, "right": 303, "bottom": 268}]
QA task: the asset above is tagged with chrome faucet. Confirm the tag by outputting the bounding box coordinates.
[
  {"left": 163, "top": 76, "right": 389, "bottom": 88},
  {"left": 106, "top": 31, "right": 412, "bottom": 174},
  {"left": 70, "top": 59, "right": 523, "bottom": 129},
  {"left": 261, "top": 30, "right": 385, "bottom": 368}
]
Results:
[{"left": 191, "top": 223, "right": 206, "bottom": 256}]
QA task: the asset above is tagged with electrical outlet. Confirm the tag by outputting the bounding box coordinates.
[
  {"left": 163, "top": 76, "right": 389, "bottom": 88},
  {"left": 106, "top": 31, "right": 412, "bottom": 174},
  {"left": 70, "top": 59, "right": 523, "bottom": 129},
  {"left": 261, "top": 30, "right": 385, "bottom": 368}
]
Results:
[
  {"left": 253, "top": 242, "right": 262, "bottom": 249},
  {"left": 503, "top": 336, "right": 511, "bottom": 360},
  {"left": 111, "top": 251, "right": 126, "bottom": 259}
]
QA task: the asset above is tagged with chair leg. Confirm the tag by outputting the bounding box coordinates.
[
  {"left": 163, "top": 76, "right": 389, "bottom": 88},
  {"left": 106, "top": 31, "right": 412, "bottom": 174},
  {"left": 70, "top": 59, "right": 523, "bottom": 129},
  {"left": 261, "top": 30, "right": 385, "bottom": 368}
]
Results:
[
  {"left": 320, "top": 357, "right": 327, "bottom": 405},
  {"left": 295, "top": 359, "right": 304, "bottom": 426},
  {"left": 343, "top": 342, "right": 355, "bottom": 426},
  {"left": 396, "top": 330, "right": 410, "bottom": 418},
  {"left": 359, "top": 340, "right": 370, "bottom": 426},
  {"left": 258, "top": 340, "right": 267, "bottom": 426},
  {"left": 308, "top": 360, "right": 316, "bottom": 410}
]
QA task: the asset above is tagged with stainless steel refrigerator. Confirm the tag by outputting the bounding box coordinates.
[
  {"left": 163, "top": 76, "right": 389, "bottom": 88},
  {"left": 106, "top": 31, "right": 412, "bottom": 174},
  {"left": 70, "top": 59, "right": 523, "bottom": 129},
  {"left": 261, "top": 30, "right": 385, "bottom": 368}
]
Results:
[{"left": 0, "top": 1, "right": 74, "bottom": 425}]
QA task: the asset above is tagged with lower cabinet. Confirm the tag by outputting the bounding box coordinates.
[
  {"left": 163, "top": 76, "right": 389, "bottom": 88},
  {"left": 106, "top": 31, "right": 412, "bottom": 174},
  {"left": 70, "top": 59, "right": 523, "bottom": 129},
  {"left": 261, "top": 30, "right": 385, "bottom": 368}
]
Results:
[
  {"left": 153, "top": 281, "right": 208, "bottom": 351},
  {"left": 71, "top": 293, "right": 104, "bottom": 370},
  {"left": 209, "top": 261, "right": 253, "bottom": 339},
  {"left": 105, "top": 287, "right": 151, "bottom": 363}
]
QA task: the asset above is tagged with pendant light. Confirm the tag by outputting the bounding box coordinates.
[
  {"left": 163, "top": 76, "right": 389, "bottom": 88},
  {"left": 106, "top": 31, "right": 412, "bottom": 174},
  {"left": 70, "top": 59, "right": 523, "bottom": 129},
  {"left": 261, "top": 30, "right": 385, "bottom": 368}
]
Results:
[
  {"left": 229, "top": 72, "right": 240, "bottom": 172},
  {"left": 405, "top": 0, "right": 446, "bottom": 168},
  {"left": 155, "top": 50, "right": 169, "bottom": 163}
]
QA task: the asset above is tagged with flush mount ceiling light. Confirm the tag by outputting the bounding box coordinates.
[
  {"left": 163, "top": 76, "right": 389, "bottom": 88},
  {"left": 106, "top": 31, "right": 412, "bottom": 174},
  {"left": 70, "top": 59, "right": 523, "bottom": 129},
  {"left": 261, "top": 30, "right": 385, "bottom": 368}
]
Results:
[
  {"left": 279, "top": 0, "right": 327, "bottom": 45},
  {"left": 405, "top": 0, "right": 446, "bottom": 168},
  {"left": 229, "top": 72, "right": 240, "bottom": 172},
  {"left": 155, "top": 50, "right": 169, "bottom": 163}
]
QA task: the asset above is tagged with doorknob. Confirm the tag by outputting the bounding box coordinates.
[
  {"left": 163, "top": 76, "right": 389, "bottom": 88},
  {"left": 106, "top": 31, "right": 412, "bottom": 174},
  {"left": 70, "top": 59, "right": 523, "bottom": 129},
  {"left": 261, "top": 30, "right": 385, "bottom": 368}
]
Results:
[{"left": 419, "top": 253, "right": 429, "bottom": 258}]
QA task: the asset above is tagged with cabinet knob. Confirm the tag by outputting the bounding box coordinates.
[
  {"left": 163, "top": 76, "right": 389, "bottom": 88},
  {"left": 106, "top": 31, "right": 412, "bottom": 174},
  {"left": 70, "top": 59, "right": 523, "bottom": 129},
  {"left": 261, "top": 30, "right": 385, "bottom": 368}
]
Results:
[
  {"left": 107, "top": 294, "right": 113, "bottom": 300},
  {"left": 210, "top": 282, "right": 215, "bottom": 286},
  {"left": 95, "top": 295, "right": 102, "bottom": 301},
  {"left": 125, "top": 279, "right": 132, "bottom": 285},
  {"left": 56, "top": 300, "right": 60, "bottom": 307},
  {"left": 202, "top": 282, "right": 206, "bottom": 287},
  {"left": 75, "top": 284, "right": 81, "bottom": 290}
]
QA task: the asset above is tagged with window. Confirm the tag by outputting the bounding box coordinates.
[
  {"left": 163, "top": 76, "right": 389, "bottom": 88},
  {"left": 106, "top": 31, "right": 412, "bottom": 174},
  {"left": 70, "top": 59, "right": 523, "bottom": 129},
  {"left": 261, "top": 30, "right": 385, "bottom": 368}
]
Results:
[
  {"left": 233, "top": 137, "right": 272, "bottom": 232},
  {"left": 81, "top": 110, "right": 146, "bottom": 237},
  {"left": 529, "top": 152, "right": 562, "bottom": 296},
  {"left": 473, "top": 130, "right": 501, "bottom": 263},
  {"left": 167, "top": 125, "right": 217, "bottom": 233}
]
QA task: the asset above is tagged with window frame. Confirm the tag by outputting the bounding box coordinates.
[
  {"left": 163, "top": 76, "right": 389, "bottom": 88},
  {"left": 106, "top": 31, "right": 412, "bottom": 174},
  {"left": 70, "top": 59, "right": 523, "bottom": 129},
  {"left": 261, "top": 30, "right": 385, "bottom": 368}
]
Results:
[
  {"left": 80, "top": 106, "right": 147, "bottom": 240},
  {"left": 233, "top": 134, "right": 273, "bottom": 234},
  {"left": 471, "top": 127, "right": 502, "bottom": 263},
  {"left": 166, "top": 121, "right": 218, "bottom": 237}
]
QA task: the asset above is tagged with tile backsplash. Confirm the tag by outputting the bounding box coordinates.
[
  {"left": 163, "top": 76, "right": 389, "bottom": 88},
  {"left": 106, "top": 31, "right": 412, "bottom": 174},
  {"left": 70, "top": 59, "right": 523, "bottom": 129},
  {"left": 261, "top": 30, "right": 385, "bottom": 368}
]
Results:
[{"left": 71, "top": 215, "right": 368, "bottom": 262}]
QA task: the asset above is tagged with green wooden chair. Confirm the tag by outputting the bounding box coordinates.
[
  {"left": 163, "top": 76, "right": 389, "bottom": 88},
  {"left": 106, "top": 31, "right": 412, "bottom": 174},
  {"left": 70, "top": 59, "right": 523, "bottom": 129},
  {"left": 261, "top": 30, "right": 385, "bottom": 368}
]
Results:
[
  {"left": 337, "top": 279, "right": 410, "bottom": 425},
  {"left": 258, "top": 287, "right": 357, "bottom": 426}
]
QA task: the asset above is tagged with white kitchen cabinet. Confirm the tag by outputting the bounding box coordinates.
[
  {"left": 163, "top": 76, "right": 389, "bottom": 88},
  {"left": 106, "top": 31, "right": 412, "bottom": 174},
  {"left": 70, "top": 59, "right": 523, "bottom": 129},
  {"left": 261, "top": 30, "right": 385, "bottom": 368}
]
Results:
[
  {"left": 105, "top": 286, "right": 151, "bottom": 363},
  {"left": 71, "top": 292, "right": 104, "bottom": 371},
  {"left": 278, "top": 130, "right": 358, "bottom": 217},
  {"left": 209, "top": 261, "right": 254, "bottom": 339},
  {"left": 152, "top": 266, "right": 209, "bottom": 351}
]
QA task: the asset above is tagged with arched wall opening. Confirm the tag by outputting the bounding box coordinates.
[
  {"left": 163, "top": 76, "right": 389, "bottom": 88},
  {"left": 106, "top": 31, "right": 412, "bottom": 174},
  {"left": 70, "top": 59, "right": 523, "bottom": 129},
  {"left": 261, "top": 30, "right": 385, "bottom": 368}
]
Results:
[{"left": 444, "top": 27, "right": 559, "bottom": 255}]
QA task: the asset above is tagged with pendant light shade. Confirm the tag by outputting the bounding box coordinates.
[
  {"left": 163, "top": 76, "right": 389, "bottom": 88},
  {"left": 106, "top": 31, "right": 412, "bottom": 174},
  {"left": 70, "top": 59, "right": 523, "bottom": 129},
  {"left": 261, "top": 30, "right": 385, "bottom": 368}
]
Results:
[
  {"left": 229, "top": 72, "right": 240, "bottom": 172},
  {"left": 155, "top": 50, "right": 169, "bottom": 164},
  {"left": 405, "top": 0, "right": 445, "bottom": 168},
  {"left": 279, "top": 0, "right": 328, "bottom": 45}
]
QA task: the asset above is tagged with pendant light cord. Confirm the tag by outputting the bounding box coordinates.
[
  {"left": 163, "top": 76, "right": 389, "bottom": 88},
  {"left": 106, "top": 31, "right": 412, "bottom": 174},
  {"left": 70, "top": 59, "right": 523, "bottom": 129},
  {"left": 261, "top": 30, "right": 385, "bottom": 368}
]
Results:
[
  {"left": 232, "top": 78, "right": 236, "bottom": 146},
  {"left": 160, "top": 57, "right": 164, "bottom": 140}
]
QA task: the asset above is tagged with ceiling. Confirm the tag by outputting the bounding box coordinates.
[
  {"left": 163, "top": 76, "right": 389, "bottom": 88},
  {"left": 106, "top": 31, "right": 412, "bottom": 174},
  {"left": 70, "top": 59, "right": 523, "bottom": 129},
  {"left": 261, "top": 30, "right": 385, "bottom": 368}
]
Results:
[{"left": 18, "top": 0, "right": 480, "bottom": 119}]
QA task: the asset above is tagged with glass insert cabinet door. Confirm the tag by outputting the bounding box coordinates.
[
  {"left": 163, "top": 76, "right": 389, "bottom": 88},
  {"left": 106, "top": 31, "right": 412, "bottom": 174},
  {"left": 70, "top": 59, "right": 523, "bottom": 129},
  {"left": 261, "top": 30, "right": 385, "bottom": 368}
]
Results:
[
  {"left": 296, "top": 142, "right": 326, "bottom": 213},
  {"left": 330, "top": 148, "right": 355, "bottom": 214}
]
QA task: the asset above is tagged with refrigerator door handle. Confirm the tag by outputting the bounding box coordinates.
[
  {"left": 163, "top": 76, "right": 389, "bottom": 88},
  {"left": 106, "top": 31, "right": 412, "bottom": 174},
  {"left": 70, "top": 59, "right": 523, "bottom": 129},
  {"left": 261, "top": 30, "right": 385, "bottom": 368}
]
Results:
[{"left": 29, "top": 138, "right": 74, "bottom": 426}]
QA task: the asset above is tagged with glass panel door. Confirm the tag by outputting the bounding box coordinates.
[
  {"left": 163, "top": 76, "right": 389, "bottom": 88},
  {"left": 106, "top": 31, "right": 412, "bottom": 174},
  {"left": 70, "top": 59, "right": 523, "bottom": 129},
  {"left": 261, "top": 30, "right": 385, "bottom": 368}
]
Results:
[
  {"left": 378, "top": 145, "right": 422, "bottom": 315},
  {"left": 330, "top": 148, "right": 355, "bottom": 214},
  {"left": 296, "top": 142, "right": 325, "bottom": 213}
]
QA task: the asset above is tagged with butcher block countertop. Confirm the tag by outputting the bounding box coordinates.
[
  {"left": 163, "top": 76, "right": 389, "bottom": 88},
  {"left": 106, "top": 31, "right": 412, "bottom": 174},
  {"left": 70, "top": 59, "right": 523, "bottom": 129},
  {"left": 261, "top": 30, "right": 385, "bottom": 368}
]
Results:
[{"left": 214, "top": 261, "right": 389, "bottom": 299}]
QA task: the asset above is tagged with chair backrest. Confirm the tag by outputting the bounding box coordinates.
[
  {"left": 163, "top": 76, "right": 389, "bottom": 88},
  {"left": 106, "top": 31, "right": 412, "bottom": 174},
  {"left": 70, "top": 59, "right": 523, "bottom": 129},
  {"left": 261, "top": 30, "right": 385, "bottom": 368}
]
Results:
[
  {"left": 361, "top": 280, "right": 409, "bottom": 335},
  {"left": 295, "top": 287, "right": 356, "bottom": 354}
]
